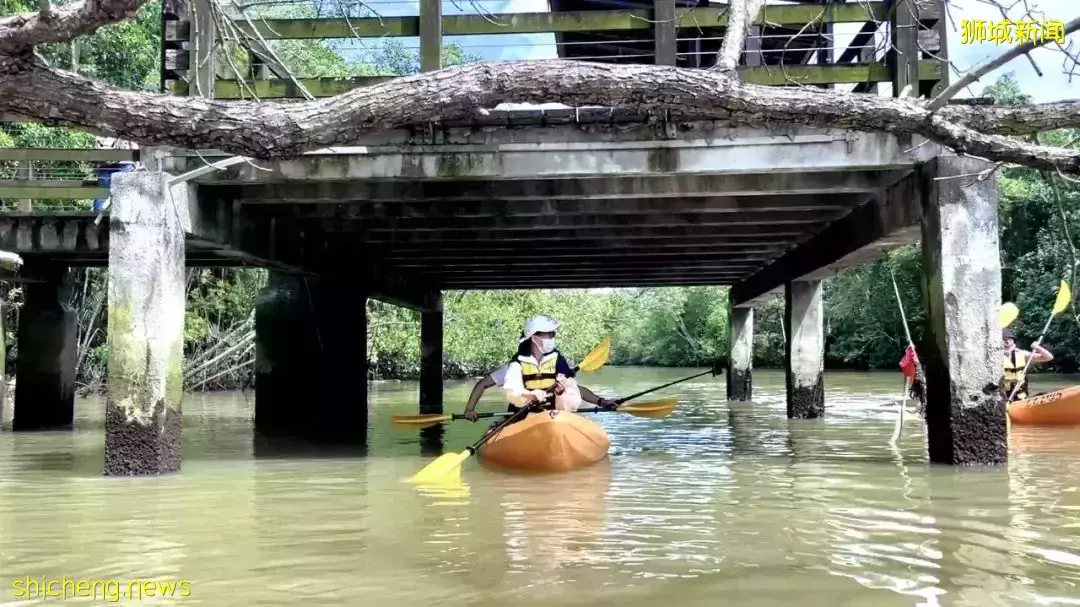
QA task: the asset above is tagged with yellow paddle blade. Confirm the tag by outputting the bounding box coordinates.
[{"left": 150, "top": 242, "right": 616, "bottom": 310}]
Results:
[
  {"left": 409, "top": 450, "right": 471, "bottom": 483},
  {"left": 619, "top": 397, "right": 678, "bottom": 418},
  {"left": 391, "top": 413, "right": 452, "bottom": 427},
  {"left": 1053, "top": 281, "right": 1072, "bottom": 315},
  {"left": 1000, "top": 302, "right": 1019, "bottom": 328},
  {"left": 577, "top": 337, "right": 611, "bottom": 372}
]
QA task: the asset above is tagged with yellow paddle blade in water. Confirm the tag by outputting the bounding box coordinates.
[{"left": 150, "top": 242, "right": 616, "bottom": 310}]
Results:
[
  {"left": 409, "top": 450, "right": 471, "bottom": 483},
  {"left": 1000, "top": 302, "right": 1019, "bottom": 328},
  {"left": 578, "top": 337, "right": 611, "bottom": 372},
  {"left": 616, "top": 397, "right": 678, "bottom": 418},
  {"left": 1053, "top": 281, "right": 1072, "bottom": 315},
  {"left": 391, "top": 413, "right": 452, "bottom": 427}
]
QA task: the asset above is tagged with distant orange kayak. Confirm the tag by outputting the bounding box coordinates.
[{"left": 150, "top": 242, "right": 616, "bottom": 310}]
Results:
[
  {"left": 1008, "top": 385, "right": 1080, "bottom": 425},
  {"left": 479, "top": 410, "right": 610, "bottom": 473}
]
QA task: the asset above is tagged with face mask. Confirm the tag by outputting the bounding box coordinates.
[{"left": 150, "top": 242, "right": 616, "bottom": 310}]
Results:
[{"left": 538, "top": 338, "right": 556, "bottom": 353}]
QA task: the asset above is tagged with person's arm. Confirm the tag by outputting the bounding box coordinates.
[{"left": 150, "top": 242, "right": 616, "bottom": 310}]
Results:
[
  {"left": 463, "top": 375, "right": 496, "bottom": 420},
  {"left": 1032, "top": 344, "right": 1054, "bottom": 363},
  {"left": 579, "top": 385, "right": 618, "bottom": 409},
  {"left": 502, "top": 362, "right": 541, "bottom": 407}
]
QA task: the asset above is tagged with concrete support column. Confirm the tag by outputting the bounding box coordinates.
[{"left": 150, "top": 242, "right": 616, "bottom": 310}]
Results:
[
  {"left": 727, "top": 306, "right": 753, "bottom": 401},
  {"left": 419, "top": 292, "right": 444, "bottom": 415},
  {"left": 13, "top": 263, "right": 77, "bottom": 431},
  {"left": 785, "top": 280, "right": 825, "bottom": 419},
  {"left": 919, "top": 155, "right": 1006, "bottom": 465},
  {"left": 104, "top": 172, "right": 186, "bottom": 475},
  {"left": 254, "top": 272, "right": 367, "bottom": 444}
]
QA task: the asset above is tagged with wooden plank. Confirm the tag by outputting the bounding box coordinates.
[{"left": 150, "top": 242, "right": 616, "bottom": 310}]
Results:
[
  {"left": 196, "top": 61, "right": 940, "bottom": 99},
  {"left": 419, "top": 0, "right": 442, "bottom": 72},
  {"left": 0, "top": 149, "right": 138, "bottom": 162},
  {"left": 232, "top": 3, "right": 887, "bottom": 40},
  {"left": 654, "top": 0, "right": 677, "bottom": 66},
  {"left": 0, "top": 185, "right": 106, "bottom": 199}
]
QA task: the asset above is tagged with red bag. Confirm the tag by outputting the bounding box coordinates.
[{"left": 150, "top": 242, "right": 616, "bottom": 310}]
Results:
[{"left": 898, "top": 344, "right": 919, "bottom": 381}]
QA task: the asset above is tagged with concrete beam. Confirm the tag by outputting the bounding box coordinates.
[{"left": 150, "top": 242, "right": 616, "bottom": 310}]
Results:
[
  {"left": 104, "top": 172, "right": 186, "bottom": 476},
  {"left": 212, "top": 170, "right": 898, "bottom": 202},
  {"left": 730, "top": 173, "right": 922, "bottom": 307},
  {"left": 248, "top": 195, "right": 863, "bottom": 218},
  {"left": 390, "top": 252, "right": 774, "bottom": 266},
  {"left": 419, "top": 265, "right": 760, "bottom": 277},
  {"left": 13, "top": 262, "right": 77, "bottom": 431},
  {"left": 785, "top": 280, "right": 825, "bottom": 419},
  {"left": 918, "top": 155, "right": 1006, "bottom": 465},
  {"left": 727, "top": 306, "right": 753, "bottom": 401},
  {"left": 382, "top": 242, "right": 787, "bottom": 257},
  {"left": 198, "top": 127, "right": 929, "bottom": 182}
]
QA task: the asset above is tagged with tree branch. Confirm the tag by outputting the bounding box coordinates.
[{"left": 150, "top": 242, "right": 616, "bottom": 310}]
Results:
[
  {"left": 712, "top": 0, "right": 765, "bottom": 74},
  {"left": 2, "top": 55, "right": 1080, "bottom": 173},
  {"left": 0, "top": 0, "right": 148, "bottom": 56},
  {"left": 927, "top": 16, "right": 1080, "bottom": 111}
]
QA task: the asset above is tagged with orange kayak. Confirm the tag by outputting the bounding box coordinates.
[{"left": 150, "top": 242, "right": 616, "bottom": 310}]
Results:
[
  {"left": 479, "top": 410, "right": 610, "bottom": 473},
  {"left": 1008, "top": 385, "right": 1080, "bottom": 425}
]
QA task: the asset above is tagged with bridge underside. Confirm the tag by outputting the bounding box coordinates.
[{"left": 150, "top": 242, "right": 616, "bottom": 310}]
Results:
[{"left": 0, "top": 115, "right": 936, "bottom": 303}]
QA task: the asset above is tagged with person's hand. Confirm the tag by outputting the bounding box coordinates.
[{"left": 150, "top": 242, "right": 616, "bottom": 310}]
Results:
[
  {"left": 463, "top": 409, "right": 478, "bottom": 422},
  {"left": 597, "top": 398, "right": 619, "bottom": 410}
]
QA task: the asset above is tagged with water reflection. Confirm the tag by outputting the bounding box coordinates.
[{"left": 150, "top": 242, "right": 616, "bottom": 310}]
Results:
[{"left": 0, "top": 369, "right": 1075, "bottom": 606}]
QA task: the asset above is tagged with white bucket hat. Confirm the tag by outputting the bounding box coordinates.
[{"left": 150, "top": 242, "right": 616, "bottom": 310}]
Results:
[{"left": 520, "top": 314, "right": 560, "bottom": 342}]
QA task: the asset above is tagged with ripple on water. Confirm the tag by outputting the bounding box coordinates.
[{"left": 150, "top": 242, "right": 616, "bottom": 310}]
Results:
[{"left": 0, "top": 370, "right": 1078, "bottom": 606}]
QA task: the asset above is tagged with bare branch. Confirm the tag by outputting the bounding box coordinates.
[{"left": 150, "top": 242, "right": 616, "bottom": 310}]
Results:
[
  {"left": 928, "top": 16, "right": 1080, "bottom": 111},
  {"left": 712, "top": 0, "right": 765, "bottom": 74},
  {"left": 0, "top": 0, "right": 149, "bottom": 56}
]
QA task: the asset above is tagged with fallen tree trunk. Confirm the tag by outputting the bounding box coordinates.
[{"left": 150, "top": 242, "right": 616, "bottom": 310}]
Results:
[{"left": 1, "top": 56, "right": 1079, "bottom": 173}]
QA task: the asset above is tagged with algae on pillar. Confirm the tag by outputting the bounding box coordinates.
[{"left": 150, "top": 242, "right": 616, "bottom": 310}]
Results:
[
  {"left": 918, "top": 155, "right": 1007, "bottom": 465},
  {"left": 13, "top": 262, "right": 77, "bottom": 431},
  {"left": 727, "top": 305, "right": 753, "bottom": 401},
  {"left": 785, "top": 280, "right": 824, "bottom": 419},
  {"left": 104, "top": 172, "right": 186, "bottom": 476}
]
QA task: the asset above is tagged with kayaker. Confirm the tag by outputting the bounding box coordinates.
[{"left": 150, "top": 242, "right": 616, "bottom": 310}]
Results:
[
  {"left": 1003, "top": 328, "right": 1054, "bottom": 400},
  {"left": 502, "top": 315, "right": 619, "bottom": 422},
  {"left": 462, "top": 362, "right": 510, "bottom": 422}
]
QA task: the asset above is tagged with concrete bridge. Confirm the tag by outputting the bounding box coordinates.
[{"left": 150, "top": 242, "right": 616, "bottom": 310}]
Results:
[{"left": 0, "top": 0, "right": 1008, "bottom": 475}]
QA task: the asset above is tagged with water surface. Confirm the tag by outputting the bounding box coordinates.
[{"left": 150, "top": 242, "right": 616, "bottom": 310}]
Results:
[{"left": 0, "top": 367, "right": 1078, "bottom": 606}]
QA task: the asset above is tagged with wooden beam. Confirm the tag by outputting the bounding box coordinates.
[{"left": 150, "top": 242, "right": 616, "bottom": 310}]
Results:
[
  {"left": 654, "top": 0, "right": 677, "bottom": 66},
  {"left": 183, "top": 61, "right": 942, "bottom": 99},
  {"left": 362, "top": 225, "right": 806, "bottom": 243},
  {"left": 437, "top": 275, "right": 744, "bottom": 289},
  {"left": 419, "top": 0, "right": 442, "bottom": 72},
  {"left": 227, "top": 3, "right": 887, "bottom": 40},
  {"left": 0, "top": 184, "right": 106, "bottom": 199},
  {"left": 730, "top": 174, "right": 922, "bottom": 307},
  {"left": 392, "top": 254, "right": 771, "bottom": 267},
  {"left": 214, "top": 171, "right": 892, "bottom": 202},
  {"left": 258, "top": 196, "right": 861, "bottom": 219},
  {"left": 0, "top": 149, "right": 138, "bottom": 162},
  {"left": 380, "top": 242, "right": 788, "bottom": 255},
  {"left": 319, "top": 209, "right": 840, "bottom": 233}
]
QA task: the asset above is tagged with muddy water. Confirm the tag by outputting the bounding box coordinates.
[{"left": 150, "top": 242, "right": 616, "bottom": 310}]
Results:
[{"left": 0, "top": 367, "right": 1077, "bottom": 606}]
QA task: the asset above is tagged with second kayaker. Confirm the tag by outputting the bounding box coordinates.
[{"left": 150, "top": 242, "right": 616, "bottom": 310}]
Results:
[
  {"left": 501, "top": 314, "right": 619, "bottom": 421},
  {"left": 1003, "top": 327, "right": 1054, "bottom": 400}
]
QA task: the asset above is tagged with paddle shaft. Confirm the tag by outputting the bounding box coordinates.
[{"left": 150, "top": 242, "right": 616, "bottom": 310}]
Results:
[{"left": 615, "top": 368, "right": 717, "bottom": 405}]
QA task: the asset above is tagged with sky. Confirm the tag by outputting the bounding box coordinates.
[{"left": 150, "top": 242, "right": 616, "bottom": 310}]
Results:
[{"left": 330, "top": 0, "right": 1079, "bottom": 103}]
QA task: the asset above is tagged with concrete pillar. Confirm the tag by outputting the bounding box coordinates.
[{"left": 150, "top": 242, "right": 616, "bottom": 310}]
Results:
[
  {"left": 104, "top": 172, "right": 186, "bottom": 475},
  {"left": 13, "top": 263, "right": 77, "bottom": 431},
  {"left": 919, "top": 155, "right": 1006, "bottom": 465},
  {"left": 254, "top": 271, "right": 367, "bottom": 444},
  {"left": 419, "top": 292, "right": 444, "bottom": 415},
  {"left": 727, "top": 306, "right": 753, "bottom": 401},
  {"left": 785, "top": 280, "right": 825, "bottom": 419}
]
